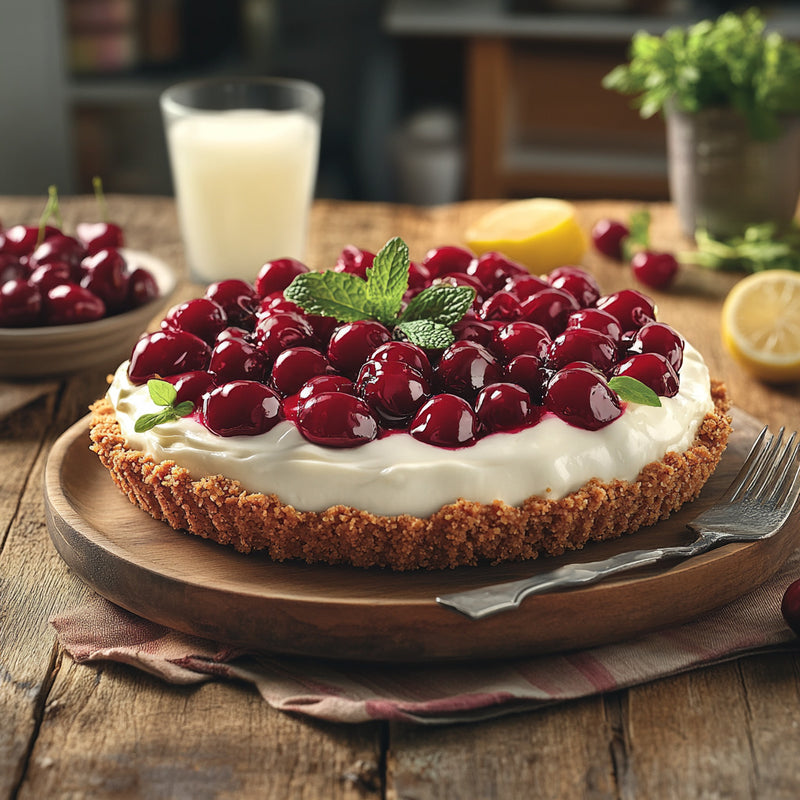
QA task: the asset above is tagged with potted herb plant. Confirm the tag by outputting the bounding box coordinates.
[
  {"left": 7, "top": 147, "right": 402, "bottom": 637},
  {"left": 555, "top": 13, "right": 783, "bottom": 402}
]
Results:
[{"left": 603, "top": 8, "right": 800, "bottom": 239}]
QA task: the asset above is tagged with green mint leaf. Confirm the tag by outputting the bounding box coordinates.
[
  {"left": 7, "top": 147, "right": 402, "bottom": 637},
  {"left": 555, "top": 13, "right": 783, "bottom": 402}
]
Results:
[
  {"left": 284, "top": 270, "right": 373, "bottom": 322},
  {"left": 148, "top": 378, "right": 177, "bottom": 407},
  {"left": 365, "top": 237, "right": 410, "bottom": 325},
  {"left": 173, "top": 400, "right": 195, "bottom": 418},
  {"left": 134, "top": 409, "right": 176, "bottom": 433},
  {"left": 395, "top": 319, "right": 455, "bottom": 350},
  {"left": 608, "top": 376, "right": 662, "bottom": 407},
  {"left": 398, "top": 284, "right": 475, "bottom": 326}
]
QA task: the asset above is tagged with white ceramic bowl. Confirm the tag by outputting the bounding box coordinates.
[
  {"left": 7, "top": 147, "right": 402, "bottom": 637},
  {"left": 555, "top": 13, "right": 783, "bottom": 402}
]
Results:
[{"left": 0, "top": 250, "right": 177, "bottom": 378}]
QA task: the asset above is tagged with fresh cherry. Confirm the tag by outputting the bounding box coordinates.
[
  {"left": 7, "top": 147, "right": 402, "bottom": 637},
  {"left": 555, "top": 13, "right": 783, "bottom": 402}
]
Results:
[
  {"left": 162, "top": 297, "right": 227, "bottom": 344},
  {"left": 545, "top": 366, "right": 622, "bottom": 431},
  {"left": 596, "top": 289, "right": 656, "bottom": 332},
  {"left": 271, "top": 346, "right": 330, "bottom": 395},
  {"left": 356, "top": 359, "right": 431, "bottom": 426},
  {"left": 614, "top": 352, "right": 679, "bottom": 397},
  {"left": 435, "top": 340, "right": 503, "bottom": 400},
  {"left": 208, "top": 338, "right": 269, "bottom": 383},
  {"left": 545, "top": 328, "right": 619, "bottom": 374},
  {"left": 326, "top": 320, "right": 392, "bottom": 378},
  {"left": 203, "top": 380, "right": 282, "bottom": 437},
  {"left": 30, "top": 234, "right": 86, "bottom": 270},
  {"left": 296, "top": 391, "right": 378, "bottom": 447},
  {"left": 591, "top": 218, "right": 629, "bottom": 260},
  {"left": 410, "top": 393, "right": 478, "bottom": 448},
  {"left": 205, "top": 279, "right": 258, "bottom": 328},
  {"left": 254, "top": 311, "right": 315, "bottom": 362},
  {"left": 254, "top": 258, "right": 309, "bottom": 298},
  {"left": 475, "top": 382, "right": 532, "bottom": 433},
  {"left": 547, "top": 266, "right": 601, "bottom": 307},
  {"left": 631, "top": 250, "right": 679, "bottom": 290},
  {"left": 76, "top": 221, "right": 125, "bottom": 255},
  {"left": 127, "top": 329, "right": 210, "bottom": 383},
  {"left": 45, "top": 283, "right": 106, "bottom": 325},
  {"left": 79, "top": 249, "right": 130, "bottom": 311},
  {"left": 0, "top": 254, "right": 27, "bottom": 284},
  {"left": 1, "top": 224, "right": 59, "bottom": 257},
  {"left": 0, "top": 279, "right": 42, "bottom": 326},
  {"left": 127, "top": 267, "right": 159, "bottom": 308},
  {"left": 28, "top": 261, "right": 72, "bottom": 293}
]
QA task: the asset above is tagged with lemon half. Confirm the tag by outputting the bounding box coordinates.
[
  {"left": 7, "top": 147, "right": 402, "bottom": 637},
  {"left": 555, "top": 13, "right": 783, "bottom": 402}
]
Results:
[
  {"left": 465, "top": 198, "right": 587, "bottom": 275},
  {"left": 721, "top": 269, "right": 800, "bottom": 383}
]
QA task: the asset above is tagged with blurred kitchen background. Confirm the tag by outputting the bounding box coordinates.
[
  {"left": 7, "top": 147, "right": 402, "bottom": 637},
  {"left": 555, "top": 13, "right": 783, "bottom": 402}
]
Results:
[{"left": 3, "top": 0, "right": 800, "bottom": 205}]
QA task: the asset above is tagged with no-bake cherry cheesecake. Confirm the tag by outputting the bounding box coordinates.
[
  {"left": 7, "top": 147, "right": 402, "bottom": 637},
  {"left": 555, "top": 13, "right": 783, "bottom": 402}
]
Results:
[{"left": 90, "top": 238, "right": 731, "bottom": 570}]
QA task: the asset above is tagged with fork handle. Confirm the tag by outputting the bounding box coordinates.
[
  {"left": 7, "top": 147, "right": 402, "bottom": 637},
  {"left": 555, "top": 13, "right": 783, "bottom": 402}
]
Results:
[{"left": 436, "top": 532, "right": 723, "bottom": 620}]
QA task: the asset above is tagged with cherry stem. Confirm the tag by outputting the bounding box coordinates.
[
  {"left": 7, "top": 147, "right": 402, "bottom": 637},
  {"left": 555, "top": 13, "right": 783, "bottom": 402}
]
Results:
[
  {"left": 37, "top": 185, "right": 63, "bottom": 247},
  {"left": 93, "top": 176, "right": 109, "bottom": 222}
]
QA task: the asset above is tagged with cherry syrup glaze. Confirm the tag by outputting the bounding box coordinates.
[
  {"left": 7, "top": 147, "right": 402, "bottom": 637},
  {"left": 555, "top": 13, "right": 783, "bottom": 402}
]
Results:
[{"left": 126, "top": 245, "right": 686, "bottom": 447}]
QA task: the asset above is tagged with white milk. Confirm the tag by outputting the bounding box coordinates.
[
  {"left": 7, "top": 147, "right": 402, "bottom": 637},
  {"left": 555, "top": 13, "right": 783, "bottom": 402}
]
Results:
[{"left": 167, "top": 109, "right": 320, "bottom": 282}]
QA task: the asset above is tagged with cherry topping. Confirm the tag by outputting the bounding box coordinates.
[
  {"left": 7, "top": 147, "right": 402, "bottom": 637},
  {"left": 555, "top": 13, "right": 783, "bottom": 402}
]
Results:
[
  {"left": 355, "top": 359, "right": 431, "bottom": 426},
  {"left": 475, "top": 382, "right": 533, "bottom": 433},
  {"left": 492, "top": 321, "right": 551, "bottom": 363},
  {"left": 479, "top": 290, "right": 523, "bottom": 322},
  {"left": 45, "top": 283, "right": 105, "bottom": 325},
  {"left": 296, "top": 391, "right": 378, "bottom": 447},
  {"left": 333, "top": 245, "right": 375, "bottom": 279},
  {"left": 545, "top": 366, "right": 623, "bottom": 431},
  {"left": 127, "top": 329, "right": 210, "bottom": 383},
  {"left": 614, "top": 352, "right": 679, "bottom": 397},
  {"left": 631, "top": 321, "right": 684, "bottom": 372},
  {"left": 254, "top": 258, "right": 309, "bottom": 298},
  {"left": 326, "top": 320, "right": 392, "bottom": 378},
  {"left": 566, "top": 308, "right": 623, "bottom": 343},
  {"left": 451, "top": 318, "right": 497, "bottom": 347},
  {"left": 369, "top": 340, "right": 433, "bottom": 383},
  {"left": 547, "top": 266, "right": 601, "bottom": 307},
  {"left": 631, "top": 250, "right": 679, "bottom": 290},
  {"left": 208, "top": 338, "right": 269, "bottom": 383},
  {"left": 435, "top": 340, "right": 503, "bottom": 400},
  {"left": 271, "top": 346, "right": 331, "bottom": 395},
  {"left": 254, "top": 311, "right": 315, "bottom": 362},
  {"left": 203, "top": 380, "right": 282, "bottom": 437},
  {"left": 467, "top": 251, "right": 528, "bottom": 294},
  {"left": 503, "top": 273, "right": 549, "bottom": 301},
  {"left": 410, "top": 394, "right": 478, "bottom": 448},
  {"left": 422, "top": 245, "right": 475, "bottom": 278},
  {"left": 0, "top": 279, "right": 42, "bottom": 326},
  {"left": 505, "top": 353, "right": 549, "bottom": 403},
  {"left": 591, "top": 218, "right": 629, "bottom": 260},
  {"left": 545, "top": 328, "right": 619, "bottom": 374},
  {"left": 163, "top": 297, "right": 227, "bottom": 344},
  {"left": 407, "top": 261, "right": 432, "bottom": 291},
  {"left": 519, "top": 287, "right": 580, "bottom": 337},
  {"left": 205, "top": 279, "right": 258, "bottom": 328},
  {"left": 596, "top": 289, "right": 656, "bottom": 332},
  {"left": 257, "top": 292, "right": 303, "bottom": 317},
  {"left": 166, "top": 370, "right": 215, "bottom": 406},
  {"left": 296, "top": 374, "right": 355, "bottom": 402}
]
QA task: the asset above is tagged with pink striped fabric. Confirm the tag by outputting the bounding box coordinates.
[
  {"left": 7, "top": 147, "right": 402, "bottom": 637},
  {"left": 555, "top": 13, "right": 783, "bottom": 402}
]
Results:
[{"left": 51, "top": 548, "right": 800, "bottom": 725}]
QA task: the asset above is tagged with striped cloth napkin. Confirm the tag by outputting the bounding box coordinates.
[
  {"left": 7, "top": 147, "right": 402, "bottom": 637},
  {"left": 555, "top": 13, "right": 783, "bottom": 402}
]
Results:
[{"left": 51, "top": 547, "right": 800, "bottom": 725}]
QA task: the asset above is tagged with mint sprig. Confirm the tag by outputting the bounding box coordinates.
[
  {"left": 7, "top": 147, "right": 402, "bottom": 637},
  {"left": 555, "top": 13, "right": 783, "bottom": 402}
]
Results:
[
  {"left": 284, "top": 237, "right": 475, "bottom": 348},
  {"left": 134, "top": 379, "right": 195, "bottom": 433},
  {"left": 608, "top": 375, "right": 662, "bottom": 407}
]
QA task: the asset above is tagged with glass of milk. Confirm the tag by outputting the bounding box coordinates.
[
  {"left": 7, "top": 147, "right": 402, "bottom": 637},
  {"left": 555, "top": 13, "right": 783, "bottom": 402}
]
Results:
[{"left": 160, "top": 77, "right": 323, "bottom": 283}]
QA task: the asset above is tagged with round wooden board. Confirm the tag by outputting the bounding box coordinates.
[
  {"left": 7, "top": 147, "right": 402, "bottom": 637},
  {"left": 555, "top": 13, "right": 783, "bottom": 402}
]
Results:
[{"left": 45, "top": 409, "right": 798, "bottom": 662}]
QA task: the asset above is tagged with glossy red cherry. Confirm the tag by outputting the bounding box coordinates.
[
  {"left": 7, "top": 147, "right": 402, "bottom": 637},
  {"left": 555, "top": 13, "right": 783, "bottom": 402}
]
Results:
[
  {"left": 422, "top": 245, "right": 475, "bottom": 278},
  {"left": 369, "top": 340, "right": 434, "bottom": 383},
  {"left": 0, "top": 279, "right": 42, "bottom": 326},
  {"left": 254, "top": 311, "right": 315, "bottom": 362},
  {"left": 547, "top": 266, "right": 601, "bottom": 307},
  {"left": 76, "top": 221, "right": 125, "bottom": 255},
  {"left": 79, "top": 248, "right": 130, "bottom": 312},
  {"left": 296, "top": 374, "right": 355, "bottom": 402},
  {"left": 781, "top": 578, "right": 800, "bottom": 636},
  {"left": 165, "top": 370, "right": 215, "bottom": 406},
  {"left": 503, "top": 273, "right": 549, "bottom": 301},
  {"left": 203, "top": 380, "right": 282, "bottom": 437},
  {"left": 2, "top": 224, "right": 59, "bottom": 257},
  {"left": 410, "top": 393, "right": 478, "bottom": 448},
  {"left": 208, "top": 338, "right": 269, "bottom": 383},
  {"left": 492, "top": 321, "right": 551, "bottom": 363},
  {"left": 355, "top": 359, "right": 431, "bottom": 426},
  {"left": 296, "top": 391, "right": 378, "bottom": 447},
  {"left": 271, "top": 346, "right": 330, "bottom": 395},
  {"left": 519, "top": 287, "right": 580, "bottom": 337},
  {"left": 566, "top": 308, "right": 623, "bottom": 343},
  {"left": 205, "top": 279, "right": 258, "bottom": 328},
  {"left": 630, "top": 321, "right": 684, "bottom": 372},
  {"left": 257, "top": 292, "right": 303, "bottom": 317},
  {"left": 479, "top": 290, "right": 522, "bottom": 322},
  {"left": 162, "top": 297, "right": 227, "bottom": 344},
  {"left": 30, "top": 234, "right": 86, "bottom": 270},
  {"left": 0, "top": 254, "right": 27, "bottom": 284},
  {"left": 254, "top": 257, "right": 309, "bottom": 298},
  {"left": 28, "top": 261, "right": 72, "bottom": 293},
  {"left": 614, "top": 352, "right": 679, "bottom": 397},
  {"left": 451, "top": 318, "right": 497, "bottom": 347},
  {"left": 596, "top": 289, "right": 656, "bottom": 332},
  {"left": 545, "top": 366, "right": 623, "bottom": 431},
  {"left": 407, "top": 261, "right": 432, "bottom": 291},
  {"left": 591, "top": 218, "right": 629, "bottom": 259},
  {"left": 44, "top": 283, "right": 106, "bottom": 325},
  {"left": 545, "top": 328, "right": 619, "bottom": 374},
  {"left": 435, "top": 340, "right": 503, "bottom": 400},
  {"left": 475, "top": 382, "right": 532, "bottom": 433},
  {"left": 326, "top": 319, "right": 392, "bottom": 378},
  {"left": 505, "top": 353, "right": 549, "bottom": 402},
  {"left": 467, "top": 251, "right": 528, "bottom": 294},
  {"left": 127, "top": 267, "right": 159, "bottom": 308},
  {"left": 631, "top": 250, "right": 679, "bottom": 290},
  {"left": 333, "top": 245, "right": 375, "bottom": 279},
  {"left": 127, "top": 329, "right": 210, "bottom": 383}
]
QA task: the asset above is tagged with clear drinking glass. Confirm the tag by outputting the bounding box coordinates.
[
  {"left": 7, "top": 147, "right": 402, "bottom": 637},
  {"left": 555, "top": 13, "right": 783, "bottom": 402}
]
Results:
[{"left": 160, "top": 76, "right": 323, "bottom": 283}]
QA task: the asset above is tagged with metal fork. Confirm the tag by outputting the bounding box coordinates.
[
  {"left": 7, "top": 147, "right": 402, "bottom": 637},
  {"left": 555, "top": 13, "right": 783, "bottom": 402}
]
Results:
[{"left": 437, "top": 426, "right": 800, "bottom": 620}]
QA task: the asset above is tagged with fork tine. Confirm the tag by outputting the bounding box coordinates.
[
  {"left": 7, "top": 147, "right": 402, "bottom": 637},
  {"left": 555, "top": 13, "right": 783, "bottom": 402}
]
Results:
[
  {"left": 738, "top": 427, "right": 785, "bottom": 502},
  {"left": 724, "top": 425, "right": 770, "bottom": 502},
  {"left": 765, "top": 434, "right": 800, "bottom": 506},
  {"left": 779, "top": 460, "right": 800, "bottom": 519}
]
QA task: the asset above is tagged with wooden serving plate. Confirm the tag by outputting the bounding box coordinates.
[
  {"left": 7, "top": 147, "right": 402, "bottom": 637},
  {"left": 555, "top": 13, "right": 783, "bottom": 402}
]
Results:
[{"left": 44, "top": 409, "right": 798, "bottom": 662}]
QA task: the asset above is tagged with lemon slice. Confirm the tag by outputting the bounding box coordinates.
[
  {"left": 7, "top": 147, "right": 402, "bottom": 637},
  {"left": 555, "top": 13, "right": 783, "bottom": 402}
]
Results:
[
  {"left": 465, "top": 198, "right": 587, "bottom": 275},
  {"left": 721, "top": 269, "right": 800, "bottom": 383}
]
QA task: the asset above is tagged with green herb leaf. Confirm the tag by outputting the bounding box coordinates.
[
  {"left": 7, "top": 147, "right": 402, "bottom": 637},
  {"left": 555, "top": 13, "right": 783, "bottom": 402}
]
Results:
[
  {"left": 148, "top": 378, "right": 178, "bottom": 407},
  {"left": 284, "top": 269, "right": 373, "bottom": 322},
  {"left": 365, "top": 237, "right": 410, "bottom": 325},
  {"left": 395, "top": 319, "right": 455, "bottom": 350},
  {"left": 608, "top": 375, "right": 662, "bottom": 407},
  {"left": 173, "top": 400, "right": 195, "bottom": 418},
  {"left": 681, "top": 224, "right": 800, "bottom": 272},
  {"left": 134, "top": 409, "right": 176, "bottom": 433},
  {"left": 398, "top": 284, "right": 475, "bottom": 326}
]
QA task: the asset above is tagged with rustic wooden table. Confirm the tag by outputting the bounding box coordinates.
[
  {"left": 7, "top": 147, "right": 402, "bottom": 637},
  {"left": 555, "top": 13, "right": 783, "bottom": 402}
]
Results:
[{"left": 2, "top": 195, "right": 799, "bottom": 799}]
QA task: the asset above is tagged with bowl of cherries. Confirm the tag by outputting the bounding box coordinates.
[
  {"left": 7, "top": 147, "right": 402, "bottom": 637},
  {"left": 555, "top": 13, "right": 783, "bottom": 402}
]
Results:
[{"left": 0, "top": 205, "right": 175, "bottom": 378}]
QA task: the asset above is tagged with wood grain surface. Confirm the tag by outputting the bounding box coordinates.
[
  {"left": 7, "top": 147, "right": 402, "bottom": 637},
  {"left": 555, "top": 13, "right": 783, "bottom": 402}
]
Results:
[{"left": 2, "top": 194, "right": 800, "bottom": 799}]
